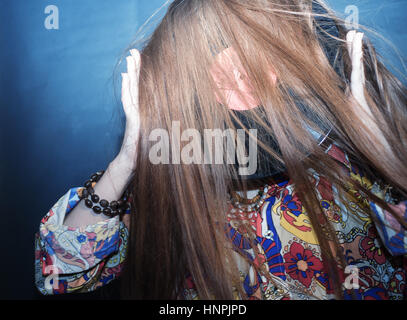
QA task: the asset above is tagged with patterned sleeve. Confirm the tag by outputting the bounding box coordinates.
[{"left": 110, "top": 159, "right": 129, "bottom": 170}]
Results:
[
  {"left": 34, "top": 187, "right": 129, "bottom": 295},
  {"left": 369, "top": 192, "right": 407, "bottom": 256},
  {"left": 325, "top": 143, "right": 407, "bottom": 257}
]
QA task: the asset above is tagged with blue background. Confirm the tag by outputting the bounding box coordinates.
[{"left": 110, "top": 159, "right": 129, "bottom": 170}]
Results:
[{"left": 0, "top": 0, "right": 406, "bottom": 299}]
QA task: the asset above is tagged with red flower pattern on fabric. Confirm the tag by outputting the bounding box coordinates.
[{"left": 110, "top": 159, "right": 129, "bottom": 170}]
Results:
[
  {"left": 284, "top": 242, "right": 323, "bottom": 288},
  {"left": 360, "top": 226, "right": 386, "bottom": 265}
]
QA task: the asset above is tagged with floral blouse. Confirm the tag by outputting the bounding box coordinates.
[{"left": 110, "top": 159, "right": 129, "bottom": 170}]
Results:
[{"left": 34, "top": 143, "right": 407, "bottom": 300}]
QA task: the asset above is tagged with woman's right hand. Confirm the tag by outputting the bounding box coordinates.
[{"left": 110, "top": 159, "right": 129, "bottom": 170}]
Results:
[{"left": 118, "top": 49, "right": 141, "bottom": 169}]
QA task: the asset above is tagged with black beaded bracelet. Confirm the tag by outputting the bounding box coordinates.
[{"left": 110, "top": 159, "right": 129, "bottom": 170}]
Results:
[{"left": 80, "top": 170, "right": 131, "bottom": 218}]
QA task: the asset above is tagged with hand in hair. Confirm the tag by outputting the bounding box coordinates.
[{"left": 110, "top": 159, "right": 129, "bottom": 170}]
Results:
[
  {"left": 63, "top": 50, "right": 141, "bottom": 228},
  {"left": 120, "top": 49, "right": 141, "bottom": 167},
  {"left": 346, "top": 30, "right": 391, "bottom": 153},
  {"left": 347, "top": 30, "right": 369, "bottom": 114}
]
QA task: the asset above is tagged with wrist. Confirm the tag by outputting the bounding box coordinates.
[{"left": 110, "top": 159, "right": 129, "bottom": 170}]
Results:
[
  {"left": 108, "top": 154, "right": 135, "bottom": 190},
  {"left": 81, "top": 170, "right": 131, "bottom": 217}
]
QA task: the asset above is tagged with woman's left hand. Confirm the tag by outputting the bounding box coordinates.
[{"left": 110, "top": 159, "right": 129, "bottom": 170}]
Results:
[
  {"left": 346, "top": 30, "right": 369, "bottom": 112},
  {"left": 346, "top": 30, "right": 392, "bottom": 152}
]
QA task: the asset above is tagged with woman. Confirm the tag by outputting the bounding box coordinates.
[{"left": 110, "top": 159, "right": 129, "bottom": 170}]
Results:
[{"left": 35, "top": 0, "right": 407, "bottom": 300}]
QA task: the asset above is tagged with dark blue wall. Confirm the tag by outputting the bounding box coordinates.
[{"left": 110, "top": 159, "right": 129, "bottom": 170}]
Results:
[{"left": 0, "top": 0, "right": 406, "bottom": 299}]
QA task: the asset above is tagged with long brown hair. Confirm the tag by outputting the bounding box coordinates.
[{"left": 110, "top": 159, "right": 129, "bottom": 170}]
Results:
[{"left": 120, "top": 0, "right": 407, "bottom": 299}]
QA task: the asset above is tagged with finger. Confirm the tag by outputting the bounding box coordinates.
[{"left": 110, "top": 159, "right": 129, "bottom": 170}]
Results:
[
  {"left": 346, "top": 31, "right": 368, "bottom": 109},
  {"left": 352, "top": 32, "right": 365, "bottom": 82},
  {"left": 346, "top": 30, "right": 356, "bottom": 44},
  {"left": 350, "top": 56, "right": 364, "bottom": 92},
  {"left": 130, "top": 49, "right": 141, "bottom": 70},
  {"left": 353, "top": 32, "right": 364, "bottom": 61},
  {"left": 346, "top": 30, "right": 356, "bottom": 56},
  {"left": 130, "top": 49, "right": 141, "bottom": 107},
  {"left": 356, "top": 32, "right": 366, "bottom": 84},
  {"left": 121, "top": 73, "right": 132, "bottom": 112},
  {"left": 126, "top": 56, "right": 138, "bottom": 106}
]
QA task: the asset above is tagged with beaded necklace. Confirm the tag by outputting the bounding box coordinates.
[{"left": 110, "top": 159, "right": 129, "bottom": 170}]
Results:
[
  {"left": 228, "top": 185, "right": 271, "bottom": 214},
  {"left": 227, "top": 185, "right": 288, "bottom": 299}
]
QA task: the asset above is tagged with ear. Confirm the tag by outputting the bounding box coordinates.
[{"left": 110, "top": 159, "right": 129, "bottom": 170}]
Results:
[{"left": 210, "top": 47, "right": 277, "bottom": 111}]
